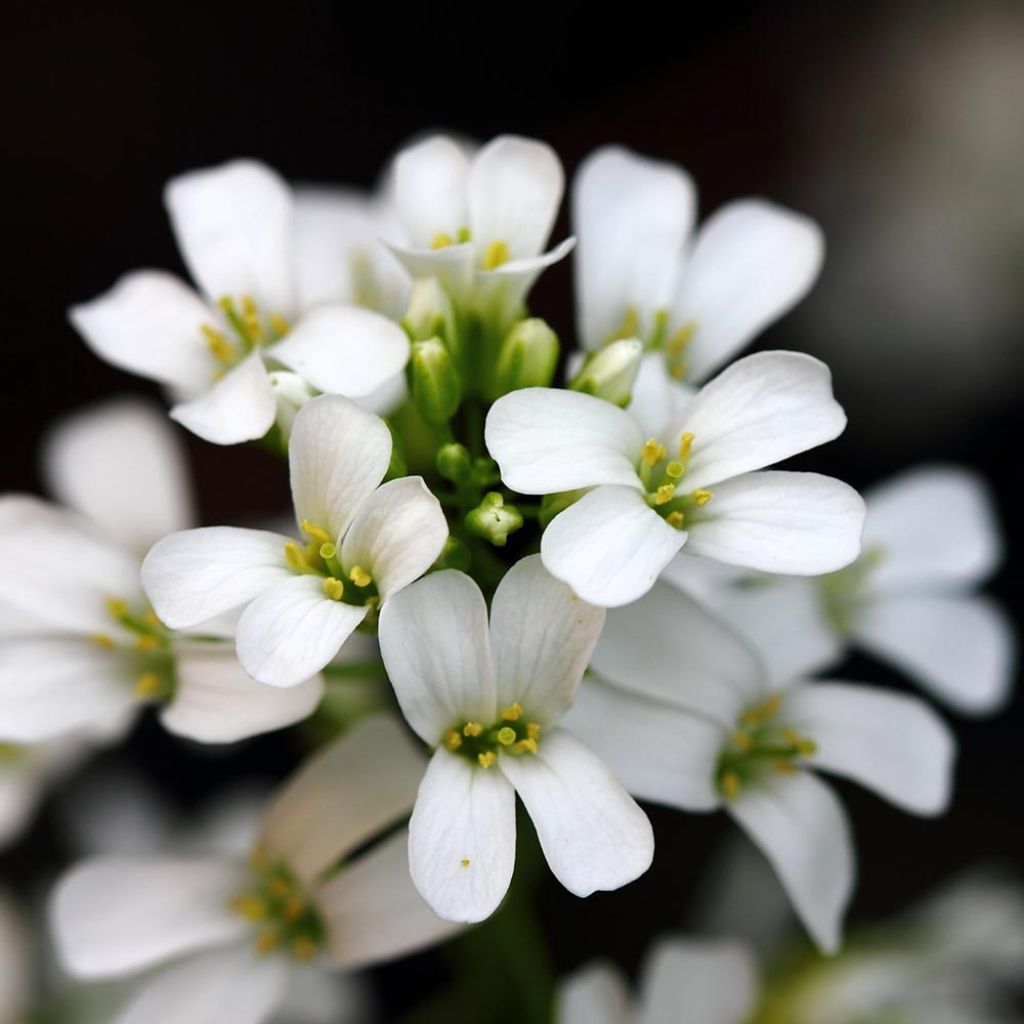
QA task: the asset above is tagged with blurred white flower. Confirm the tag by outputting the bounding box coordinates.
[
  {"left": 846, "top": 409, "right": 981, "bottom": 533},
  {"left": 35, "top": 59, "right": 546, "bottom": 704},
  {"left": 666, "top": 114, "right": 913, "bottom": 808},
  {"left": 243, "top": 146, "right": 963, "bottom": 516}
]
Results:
[
  {"left": 378, "top": 555, "right": 652, "bottom": 923},
  {"left": 487, "top": 351, "right": 863, "bottom": 606},
  {"left": 70, "top": 160, "right": 410, "bottom": 445},
  {"left": 566, "top": 584, "right": 954, "bottom": 952},
  {"left": 143, "top": 395, "right": 447, "bottom": 688}
]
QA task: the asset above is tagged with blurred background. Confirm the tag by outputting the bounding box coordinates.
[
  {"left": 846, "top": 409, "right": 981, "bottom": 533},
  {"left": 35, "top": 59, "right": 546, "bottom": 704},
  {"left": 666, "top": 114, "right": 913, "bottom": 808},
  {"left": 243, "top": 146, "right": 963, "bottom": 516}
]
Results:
[{"left": 4, "top": 0, "right": 1022, "bottom": 1017}]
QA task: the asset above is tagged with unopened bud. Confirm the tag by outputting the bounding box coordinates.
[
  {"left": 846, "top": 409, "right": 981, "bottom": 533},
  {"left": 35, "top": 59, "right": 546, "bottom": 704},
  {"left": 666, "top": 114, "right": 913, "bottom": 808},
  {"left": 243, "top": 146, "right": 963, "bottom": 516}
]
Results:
[
  {"left": 436, "top": 443, "right": 472, "bottom": 483},
  {"left": 403, "top": 278, "right": 457, "bottom": 351},
  {"left": 490, "top": 318, "right": 559, "bottom": 398},
  {"left": 466, "top": 492, "right": 523, "bottom": 547},
  {"left": 268, "top": 371, "right": 316, "bottom": 442},
  {"left": 569, "top": 338, "right": 643, "bottom": 406},
  {"left": 409, "top": 337, "right": 461, "bottom": 424}
]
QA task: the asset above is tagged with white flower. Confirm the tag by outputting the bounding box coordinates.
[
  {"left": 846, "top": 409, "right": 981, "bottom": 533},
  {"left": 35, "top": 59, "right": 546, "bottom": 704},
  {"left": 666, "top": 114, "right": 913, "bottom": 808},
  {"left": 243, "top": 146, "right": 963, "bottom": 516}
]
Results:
[
  {"left": 377, "top": 554, "right": 653, "bottom": 923},
  {"left": 69, "top": 160, "right": 410, "bottom": 445},
  {"left": 142, "top": 394, "right": 448, "bottom": 688},
  {"left": 486, "top": 350, "right": 865, "bottom": 607},
  {"left": 0, "top": 401, "right": 323, "bottom": 744},
  {"left": 388, "top": 134, "right": 574, "bottom": 323},
  {"left": 50, "top": 715, "right": 459, "bottom": 1024},
  {"left": 665, "top": 466, "right": 1015, "bottom": 713},
  {"left": 559, "top": 938, "right": 758, "bottom": 1024},
  {"left": 566, "top": 583, "right": 955, "bottom": 952}
]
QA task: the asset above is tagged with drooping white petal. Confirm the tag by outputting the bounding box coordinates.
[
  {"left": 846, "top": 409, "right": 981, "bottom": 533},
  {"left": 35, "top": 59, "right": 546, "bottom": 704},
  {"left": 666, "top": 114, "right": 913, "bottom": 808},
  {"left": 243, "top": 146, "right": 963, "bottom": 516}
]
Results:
[
  {"left": 43, "top": 399, "right": 195, "bottom": 552},
  {"left": 260, "top": 714, "right": 426, "bottom": 883},
  {"left": 663, "top": 351, "right": 847, "bottom": 491},
  {"left": 685, "top": 471, "right": 865, "bottom": 575},
  {"left": 317, "top": 828, "right": 460, "bottom": 968},
  {"left": 68, "top": 271, "right": 216, "bottom": 392},
  {"left": 782, "top": 682, "right": 954, "bottom": 815},
  {"left": 863, "top": 466, "right": 1002, "bottom": 591},
  {"left": 288, "top": 394, "right": 392, "bottom": 540},
  {"left": 112, "top": 945, "right": 288, "bottom": 1024},
  {"left": 474, "top": 237, "right": 576, "bottom": 321},
  {"left": 573, "top": 145, "right": 696, "bottom": 350},
  {"left": 392, "top": 135, "right": 471, "bottom": 249},
  {"left": 469, "top": 135, "right": 563, "bottom": 259},
  {"left": 853, "top": 593, "right": 1014, "bottom": 714},
  {"left": 486, "top": 388, "right": 645, "bottom": 494},
  {"left": 408, "top": 748, "right": 516, "bottom": 923},
  {"left": 558, "top": 962, "right": 631, "bottom": 1024},
  {"left": 378, "top": 570, "right": 495, "bottom": 744},
  {"left": 0, "top": 638, "right": 136, "bottom": 742},
  {"left": 162, "top": 644, "right": 324, "bottom": 743},
  {"left": 141, "top": 527, "right": 292, "bottom": 630},
  {"left": 565, "top": 679, "right": 722, "bottom": 811},
  {"left": 170, "top": 351, "right": 278, "bottom": 445},
  {"left": 489, "top": 554, "right": 605, "bottom": 725},
  {"left": 235, "top": 575, "right": 367, "bottom": 688},
  {"left": 270, "top": 306, "right": 409, "bottom": 397},
  {"left": 500, "top": 729, "right": 653, "bottom": 897},
  {"left": 339, "top": 477, "right": 447, "bottom": 600},
  {"left": 385, "top": 242, "right": 475, "bottom": 304},
  {"left": 728, "top": 770, "right": 854, "bottom": 954},
  {"left": 627, "top": 352, "right": 697, "bottom": 437},
  {"left": 671, "top": 200, "right": 824, "bottom": 382},
  {"left": 165, "top": 159, "right": 294, "bottom": 315},
  {"left": 541, "top": 486, "right": 689, "bottom": 607},
  {"left": 589, "top": 582, "right": 767, "bottom": 726},
  {"left": 638, "top": 938, "right": 760, "bottom": 1024},
  {"left": 51, "top": 856, "right": 248, "bottom": 978}
]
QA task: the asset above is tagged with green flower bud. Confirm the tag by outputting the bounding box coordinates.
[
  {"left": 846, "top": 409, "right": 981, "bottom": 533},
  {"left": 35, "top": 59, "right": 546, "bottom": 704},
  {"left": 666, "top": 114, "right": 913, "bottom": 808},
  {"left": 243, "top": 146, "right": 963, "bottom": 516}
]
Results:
[
  {"left": 466, "top": 492, "right": 523, "bottom": 547},
  {"left": 490, "top": 318, "right": 559, "bottom": 398},
  {"left": 436, "top": 443, "right": 472, "bottom": 483},
  {"left": 410, "top": 337, "right": 461, "bottom": 425},
  {"left": 470, "top": 456, "right": 500, "bottom": 488},
  {"left": 402, "top": 278, "right": 457, "bottom": 348},
  {"left": 569, "top": 338, "right": 643, "bottom": 406}
]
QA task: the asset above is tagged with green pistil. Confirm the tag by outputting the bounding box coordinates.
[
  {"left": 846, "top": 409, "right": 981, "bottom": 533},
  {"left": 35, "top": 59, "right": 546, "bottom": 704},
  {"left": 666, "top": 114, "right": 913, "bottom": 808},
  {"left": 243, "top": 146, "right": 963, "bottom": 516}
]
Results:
[
  {"left": 284, "top": 524, "right": 381, "bottom": 609},
  {"left": 636, "top": 433, "right": 711, "bottom": 530},
  {"left": 443, "top": 703, "right": 540, "bottom": 767}
]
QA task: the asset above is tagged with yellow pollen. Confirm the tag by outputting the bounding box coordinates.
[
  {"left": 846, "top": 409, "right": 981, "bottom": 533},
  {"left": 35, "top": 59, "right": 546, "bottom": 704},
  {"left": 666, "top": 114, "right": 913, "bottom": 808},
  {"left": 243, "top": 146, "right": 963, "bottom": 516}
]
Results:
[
  {"left": 641, "top": 439, "right": 666, "bottom": 466},
  {"left": 292, "top": 936, "right": 318, "bottom": 961},
  {"left": 741, "top": 694, "right": 782, "bottom": 726},
  {"left": 318, "top": 542, "right": 336, "bottom": 560},
  {"left": 431, "top": 232, "right": 454, "bottom": 249},
  {"left": 797, "top": 738, "right": 818, "bottom": 757},
  {"left": 692, "top": 489, "right": 714, "bottom": 506},
  {"left": 284, "top": 542, "right": 307, "bottom": 570},
  {"left": 283, "top": 896, "right": 305, "bottom": 922},
  {"left": 230, "top": 894, "right": 267, "bottom": 921},
  {"left": 678, "top": 432, "right": 694, "bottom": 460},
  {"left": 143, "top": 610, "right": 161, "bottom": 628},
  {"left": 500, "top": 703, "right": 522, "bottom": 721},
  {"left": 267, "top": 876, "right": 292, "bottom": 899},
  {"left": 133, "top": 672, "right": 162, "bottom": 699},
  {"left": 269, "top": 313, "right": 290, "bottom": 337},
  {"left": 323, "top": 577, "right": 345, "bottom": 601},
  {"left": 514, "top": 738, "right": 538, "bottom": 754},
  {"left": 665, "top": 460, "right": 684, "bottom": 479},
  {"left": 105, "top": 597, "right": 128, "bottom": 619},
  {"left": 255, "top": 930, "right": 278, "bottom": 955},
  {"left": 666, "top": 510, "right": 686, "bottom": 529},
  {"left": 526, "top": 722, "right": 541, "bottom": 741},
  {"left": 460, "top": 858, "right": 471, "bottom": 868},
  {"left": 462, "top": 722, "right": 483, "bottom": 737},
  {"left": 477, "top": 751, "right": 497, "bottom": 768},
  {"left": 654, "top": 483, "right": 676, "bottom": 505},
  {"left": 496, "top": 726, "right": 517, "bottom": 746},
  {"left": 135, "top": 635, "right": 159, "bottom": 652},
  {"left": 730, "top": 730, "right": 753, "bottom": 752},
  {"left": 774, "top": 760, "right": 798, "bottom": 775},
  {"left": 444, "top": 730, "right": 463, "bottom": 751},
  {"left": 482, "top": 239, "right": 510, "bottom": 270},
  {"left": 201, "top": 324, "right": 235, "bottom": 361},
  {"left": 300, "top": 520, "right": 333, "bottom": 545},
  {"left": 241, "top": 294, "right": 263, "bottom": 342},
  {"left": 721, "top": 771, "right": 741, "bottom": 801},
  {"left": 348, "top": 565, "right": 373, "bottom": 588},
  {"left": 91, "top": 632, "right": 116, "bottom": 650}
]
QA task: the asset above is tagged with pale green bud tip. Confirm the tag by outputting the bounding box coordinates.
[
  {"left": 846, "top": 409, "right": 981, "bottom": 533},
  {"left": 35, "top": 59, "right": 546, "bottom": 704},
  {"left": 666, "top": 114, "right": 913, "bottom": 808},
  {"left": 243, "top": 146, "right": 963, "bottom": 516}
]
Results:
[
  {"left": 492, "top": 318, "right": 559, "bottom": 397},
  {"left": 402, "top": 278, "right": 455, "bottom": 342},
  {"left": 436, "top": 443, "right": 472, "bottom": 483},
  {"left": 466, "top": 492, "right": 524, "bottom": 547},
  {"left": 570, "top": 338, "right": 643, "bottom": 406},
  {"left": 410, "top": 337, "right": 461, "bottom": 424}
]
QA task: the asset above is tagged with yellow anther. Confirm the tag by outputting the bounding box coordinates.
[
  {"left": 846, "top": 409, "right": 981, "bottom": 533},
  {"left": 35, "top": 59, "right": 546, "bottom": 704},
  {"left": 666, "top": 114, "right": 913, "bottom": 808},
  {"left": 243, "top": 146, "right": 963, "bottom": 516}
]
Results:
[
  {"left": 678, "top": 432, "right": 694, "bottom": 460},
  {"left": 496, "top": 726, "right": 517, "bottom": 746},
  {"left": 482, "top": 239, "right": 510, "bottom": 270},
  {"left": 526, "top": 722, "right": 541, "bottom": 741},
  {"left": 349, "top": 565, "right": 373, "bottom": 588},
  {"left": 666, "top": 510, "right": 686, "bottom": 530},
  {"left": 457, "top": 226, "right": 472, "bottom": 243},
  {"left": 431, "top": 232, "right": 454, "bottom": 249},
  {"left": 500, "top": 703, "right": 522, "bottom": 721},
  {"left": 254, "top": 929, "right": 278, "bottom": 955},
  {"left": 283, "top": 896, "right": 305, "bottom": 922},
  {"left": 665, "top": 460, "right": 684, "bottom": 479},
  {"left": 292, "top": 936, "right": 318, "bottom": 961},
  {"left": 284, "top": 542, "right": 308, "bottom": 570},
  {"left": 444, "top": 730, "right": 463, "bottom": 752},
  {"left": 610, "top": 305, "right": 640, "bottom": 342},
  {"left": 796, "top": 738, "right": 818, "bottom": 757},
  {"left": 133, "top": 672, "right": 163, "bottom": 699},
  {"left": 730, "top": 730, "right": 753, "bottom": 752},
  {"left": 641, "top": 439, "right": 667, "bottom": 466},
  {"left": 143, "top": 610, "right": 161, "bottom": 628},
  {"left": 462, "top": 722, "right": 483, "bottom": 737},
  {"left": 323, "top": 577, "right": 345, "bottom": 601},
  {"left": 460, "top": 858, "right": 471, "bottom": 868},
  {"left": 654, "top": 483, "right": 676, "bottom": 506},
  {"left": 267, "top": 876, "right": 292, "bottom": 899},
  {"left": 477, "top": 751, "right": 497, "bottom": 768},
  {"left": 774, "top": 760, "right": 798, "bottom": 775},
  {"left": 300, "top": 520, "right": 333, "bottom": 545},
  {"left": 91, "top": 632, "right": 116, "bottom": 650},
  {"left": 241, "top": 294, "right": 263, "bottom": 342},
  {"left": 514, "top": 738, "right": 538, "bottom": 754},
  {"left": 318, "top": 542, "right": 336, "bottom": 560},
  {"left": 269, "top": 313, "right": 290, "bottom": 337},
  {"left": 721, "top": 771, "right": 742, "bottom": 801},
  {"left": 135, "top": 635, "right": 159, "bottom": 652},
  {"left": 201, "top": 324, "right": 236, "bottom": 362},
  {"left": 666, "top": 322, "right": 695, "bottom": 354},
  {"left": 691, "top": 489, "right": 714, "bottom": 506},
  {"left": 230, "top": 894, "right": 267, "bottom": 921},
  {"left": 105, "top": 597, "right": 128, "bottom": 619},
  {"left": 741, "top": 694, "right": 782, "bottom": 726}
]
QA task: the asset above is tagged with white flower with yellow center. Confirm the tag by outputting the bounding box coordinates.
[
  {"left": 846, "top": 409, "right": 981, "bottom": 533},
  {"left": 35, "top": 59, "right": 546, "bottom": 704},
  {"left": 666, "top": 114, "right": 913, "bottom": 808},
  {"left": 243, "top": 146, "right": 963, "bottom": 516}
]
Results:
[
  {"left": 0, "top": 401, "right": 322, "bottom": 746},
  {"left": 486, "top": 350, "right": 864, "bottom": 607},
  {"left": 378, "top": 555, "right": 654, "bottom": 923},
  {"left": 566, "top": 584, "right": 955, "bottom": 952},
  {"left": 50, "top": 715, "right": 459, "bottom": 1024},
  {"left": 142, "top": 394, "right": 448, "bottom": 688},
  {"left": 70, "top": 160, "right": 410, "bottom": 445}
]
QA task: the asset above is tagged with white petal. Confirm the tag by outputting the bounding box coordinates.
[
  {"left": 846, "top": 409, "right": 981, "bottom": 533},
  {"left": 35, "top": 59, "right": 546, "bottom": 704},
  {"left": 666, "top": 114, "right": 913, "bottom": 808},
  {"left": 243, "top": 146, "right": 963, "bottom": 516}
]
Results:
[
  {"left": 565, "top": 679, "right": 722, "bottom": 811},
  {"left": 43, "top": 399, "right": 194, "bottom": 552},
  {"left": 270, "top": 306, "right": 409, "bottom": 397},
  {"left": 112, "top": 945, "right": 287, "bottom": 1024},
  {"left": 639, "top": 938, "right": 759, "bottom": 1024},
  {"left": 317, "top": 828, "right": 460, "bottom": 968},
  {"left": 541, "top": 486, "right": 689, "bottom": 607},
  {"left": 165, "top": 159, "right": 294, "bottom": 314},
  {"left": 853, "top": 593, "right": 1014, "bottom": 714},
  {"left": 68, "top": 271, "right": 216, "bottom": 391},
  {"left": 469, "top": 135, "right": 563, "bottom": 258},
  {"left": 627, "top": 352, "right": 697, "bottom": 437},
  {"left": 408, "top": 748, "right": 516, "bottom": 923},
  {"left": 260, "top": 713, "right": 426, "bottom": 883},
  {"left": 288, "top": 394, "right": 392, "bottom": 540},
  {"left": 339, "top": 477, "right": 448, "bottom": 600},
  {"left": 141, "top": 527, "right": 292, "bottom": 630},
  {"left": 378, "top": 570, "right": 495, "bottom": 744},
  {"left": 392, "top": 135, "right": 471, "bottom": 249},
  {"left": 489, "top": 554, "right": 604, "bottom": 725},
  {"left": 590, "top": 582, "right": 767, "bottom": 726},
  {"left": 500, "top": 729, "right": 653, "bottom": 897},
  {"left": 672, "top": 200, "right": 824, "bottom": 382},
  {"left": 728, "top": 771, "right": 854, "bottom": 953},
  {"left": 170, "top": 351, "right": 278, "bottom": 445},
  {"left": 0, "top": 637, "right": 136, "bottom": 742},
  {"left": 50, "top": 856, "right": 248, "bottom": 978},
  {"left": 863, "top": 465, "right": 1003, "bottom": 591},
  {"left": 664, "top": 351, "right": 847, "bottom": 491},
  {"left": 558, "top": 963, "right": 631, "bottom": 1024},
  {"left": 236, "top": 575, "right": 367, "bottom": 688},
  {"left": 782, "top": 682, "right": 954, "bottom": 815},
  {"left": 385, "top": 242, "right": 475, "bottom": 304},
  {"left": 685, "top": 471, "right": 865, "bottom": 575},
  {"left": 162, "top": 644, "right": 324, "bottom": 743},
  {"left": 474, "top": 237, "right": 576, "bottom": 321},
  {"left": 573, "top": 145, "right": 695, "bottom": 349},
  {"left": 486, "top": 388, "right": 644, "bottom": 494}
]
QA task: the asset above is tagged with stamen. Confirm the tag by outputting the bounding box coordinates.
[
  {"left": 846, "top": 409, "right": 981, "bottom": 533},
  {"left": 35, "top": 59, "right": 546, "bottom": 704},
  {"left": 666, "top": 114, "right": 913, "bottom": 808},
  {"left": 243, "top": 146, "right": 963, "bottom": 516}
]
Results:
[
  {"left": 514, "top": 738, "right": 538, "bottom": 754},
  {"left": 201, "top": 324, "right": 236, "bottom": 362},
  {"left": 133, "top": 672, "right": 163, "bottom": 699},
  {"left": 230, "top": 894, "right": 267, "bottom": 921},
  {"left": 105, "top": 597, "right": 128, "bottom": 619},
  {"left": 241, "top": 294, "right": 263, "bottom": 342},
  {"left": 641, "top": 439, "right": 667, "bottom": 466},
  {"left": 477, "top": 751, "right": 497, "bottom": 768},
  {"left": 482, "top": 240, "right": 510, "bottom": 270},
  {"left": 654, "top": 483, "right": 676, "bottom": 505},
  {"left": 720, "top": 771, "right": 741, "bottom": 801},
  {"left": 444, "top": 730, "right": 463, "bottom": 751},
  {"left": 284, "top": 542, "right": 308, "bottom": 570},
  {"left": 730, "top": 730, "right": 753, "bottom": 752},
  {"left": 269, "top": 313, "right": 290, "bottom": 337},
  {"left": 322, "top": 577, "right": 344, "bottom": 601},
  {"left": 135, "top": 635, "right": 159, "bottom": 652},
  {"left": 500, "top": 703, "right": 522, "bottom": 721},
  {"left": 691, "top": 489, "right": 714, "bottom": 506},
  {"left": 431, "top": 232, "right": 454, "bottom": 249},
  {"left": 348, "top": 565, "right": 373, "bottom": 588},
  {"left": 300, "top": 520, "right": 333, "bottom": 545},
  {"left": 666, "top": 510, "right": 685, "bottom": 529},
  {"left": 678, "top": 432, "right": 694, "bottom": 461},
  {"left": 526, "top": 722, "right": 541, "bottom": 740},
  {"left": 462, "top": 722, "right": 483, "bottom": 737},
  {"left": 91, "top": 633, "right": 116, "bottom": 650}
]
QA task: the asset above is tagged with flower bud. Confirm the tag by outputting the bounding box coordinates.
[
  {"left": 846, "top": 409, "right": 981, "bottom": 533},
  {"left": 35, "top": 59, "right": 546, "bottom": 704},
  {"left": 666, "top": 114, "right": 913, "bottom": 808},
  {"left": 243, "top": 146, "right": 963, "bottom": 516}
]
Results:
[
  {"left": 268, "top": 371, "right": 316, "bottom": 442},
  {"left": 569, "top": 338, "right": 643, "bottom": 406},
  {"left": 436, "top": 442, "right": 472, "bottom": 483},
  {"left": 409, "top": 337, "right": 461, "bottom": 424},
  {"left": 490, "top": 318, "right": 559, "bottom": 398},
  {"left": 466, "top": 492, "right": 523, "bottom": 547},
  {"left": 403, "top": 278, "right": 458, "bottom": 351}
]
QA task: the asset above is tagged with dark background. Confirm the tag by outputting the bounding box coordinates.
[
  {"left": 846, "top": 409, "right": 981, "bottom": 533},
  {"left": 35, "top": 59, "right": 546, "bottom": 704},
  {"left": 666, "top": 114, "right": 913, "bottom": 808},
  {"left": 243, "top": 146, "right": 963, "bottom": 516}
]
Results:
[{"left": 3, "top": 0, "right": 1022, "bottom": 1018}]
